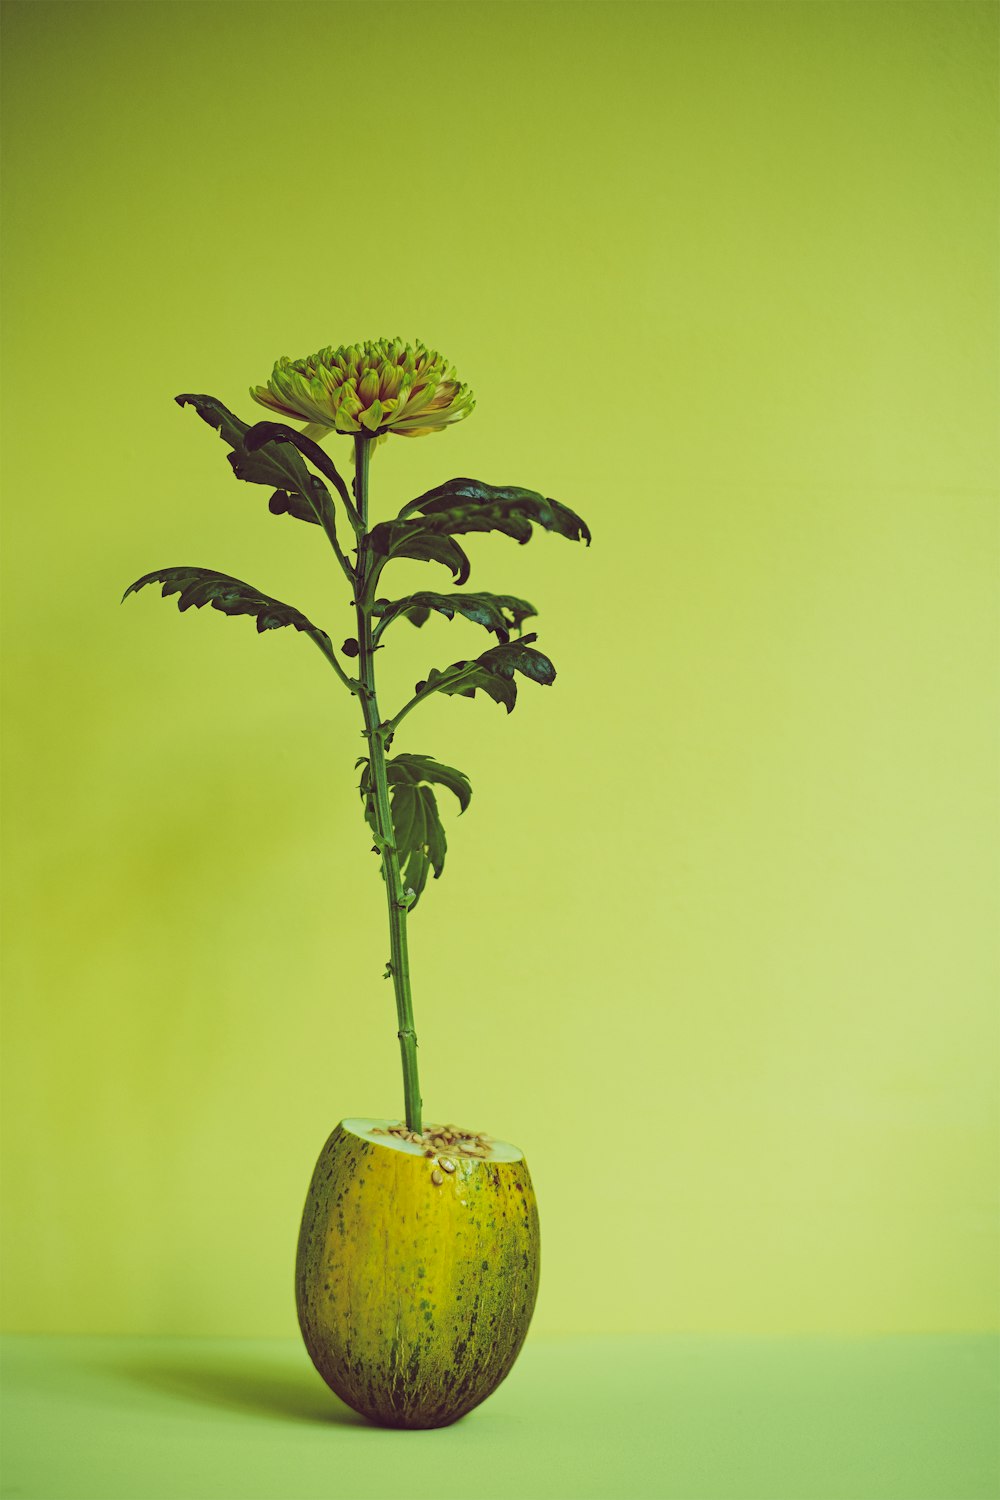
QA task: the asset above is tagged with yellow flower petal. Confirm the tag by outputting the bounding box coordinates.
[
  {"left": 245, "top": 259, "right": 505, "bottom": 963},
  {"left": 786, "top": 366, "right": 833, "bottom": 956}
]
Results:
[{"left": 250, "top": 338, "right": 474, "bottom": 440}]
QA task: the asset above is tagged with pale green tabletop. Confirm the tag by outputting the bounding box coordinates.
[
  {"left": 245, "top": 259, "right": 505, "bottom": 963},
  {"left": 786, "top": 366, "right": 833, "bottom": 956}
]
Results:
[{"left": 1, "top": 1334, "right": 996, "bottom": 1500}]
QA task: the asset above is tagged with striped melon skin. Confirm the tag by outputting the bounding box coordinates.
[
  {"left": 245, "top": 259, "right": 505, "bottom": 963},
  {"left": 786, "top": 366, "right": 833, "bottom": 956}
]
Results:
[{"left": 296, "top": 1121, "right": 540, "bottom": 1429}]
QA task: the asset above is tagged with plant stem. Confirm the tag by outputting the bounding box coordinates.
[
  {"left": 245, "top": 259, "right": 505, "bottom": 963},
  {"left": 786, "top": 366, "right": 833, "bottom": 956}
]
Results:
[
  {"left": 352, "top": 435, "right": 423, "bottom": 1134},
  {"left": 311, "top": 634, "right": 360, "bottom": 695},
  {"left": 384, "top": 660, "right": 482, "bottom": 739}
]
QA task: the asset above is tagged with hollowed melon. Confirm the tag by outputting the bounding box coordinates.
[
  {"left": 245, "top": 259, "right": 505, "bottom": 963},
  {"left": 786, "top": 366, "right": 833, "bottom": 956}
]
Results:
[{"left": 296, "top": 1118, "right": 540, "bottom": 1429}]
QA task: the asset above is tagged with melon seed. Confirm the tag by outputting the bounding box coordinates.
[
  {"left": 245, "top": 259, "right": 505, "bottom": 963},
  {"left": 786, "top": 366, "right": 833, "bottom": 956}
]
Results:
[
  {"left": 431, "top": 1169, "right": 443, "bottom": 1186},
  {"left": 440, "top": 1158, "right": 455, "bottom": 1173}
]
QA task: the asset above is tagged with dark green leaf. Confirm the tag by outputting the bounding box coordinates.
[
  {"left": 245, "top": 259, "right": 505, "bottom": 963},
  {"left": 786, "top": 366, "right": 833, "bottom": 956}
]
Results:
[
  {"left": 421, "top": 662, "right": 516, "bottom": 711},
  {"left": 368, "top": 479, "right": 588, "bottom": 585},
  {"left": 357, "top": 752, "right": 472, "bottom": 907},
  {"left": 242, "top": 420, "right": 355, "bottom": 517},
  {"left": 122, "top": 566, "right": 334, "bottom": 657},
  {"left": 403, "top": 846, "right": 432, "bottom": 904},
  {"left": 409, "top": 788, "right": 429, "bottom": 874},
  {"left": 421, "top": 785, "right": 446, "bottom": 876},
  {"left": 477, "top": 635, "right": 557, "bottom": 683},
  {"left": 175, "top": 393, "right": 338, "bottom": 531},
  {"left": 372, "top": 590, "right": 537, "bottom": 642},
  {"left": 379, "top": 530, "right": 471, "bottom": 584},
  {"left": 386, "top": 753, "right": 472, "bottom": 813},
  {"left": 397, "top": 477, "right": 591, "bottom": 543},
  {"left": 174, "top": 392, "right": 248, "bottom": 453},
  {"left": 391, "top": 782, "right": 419, "bottom": 856},
  {"left": 410, "top": 632, "right": 555, "bottom": 715}
]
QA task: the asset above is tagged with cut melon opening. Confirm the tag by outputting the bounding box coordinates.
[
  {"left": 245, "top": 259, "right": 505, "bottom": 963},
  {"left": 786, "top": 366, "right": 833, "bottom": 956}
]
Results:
[{"left": 342, "top": 1118, "right": 524, "bottom": 1163}]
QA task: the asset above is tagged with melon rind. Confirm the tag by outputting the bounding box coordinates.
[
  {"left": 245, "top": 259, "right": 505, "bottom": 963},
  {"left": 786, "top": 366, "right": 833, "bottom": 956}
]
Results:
[{"left": 296, "top": 1119, "right": 541, "bottom": 1429}]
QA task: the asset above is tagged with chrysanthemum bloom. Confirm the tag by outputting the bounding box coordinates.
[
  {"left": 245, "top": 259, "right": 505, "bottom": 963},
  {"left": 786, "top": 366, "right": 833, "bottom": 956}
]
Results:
[{"left": 250, "top": 339, "right": 474, "bottom": 443}]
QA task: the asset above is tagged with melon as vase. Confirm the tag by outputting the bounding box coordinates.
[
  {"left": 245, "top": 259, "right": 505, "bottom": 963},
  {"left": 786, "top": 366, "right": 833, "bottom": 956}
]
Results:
[{"left": 296, "top": 1119, "right": 541, "bottom": 1429}]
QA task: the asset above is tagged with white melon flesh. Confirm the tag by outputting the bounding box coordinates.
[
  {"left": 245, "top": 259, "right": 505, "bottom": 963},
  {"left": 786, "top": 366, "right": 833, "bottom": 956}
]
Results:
[{"left": 342, "top": 1117, "right": 524, "bottom": 1162}]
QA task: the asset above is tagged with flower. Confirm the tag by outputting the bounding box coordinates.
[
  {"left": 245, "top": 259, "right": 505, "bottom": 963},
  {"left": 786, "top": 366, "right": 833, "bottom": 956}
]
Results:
[{"left": 250, "top": 338, "right": 474, "bottom": 443}]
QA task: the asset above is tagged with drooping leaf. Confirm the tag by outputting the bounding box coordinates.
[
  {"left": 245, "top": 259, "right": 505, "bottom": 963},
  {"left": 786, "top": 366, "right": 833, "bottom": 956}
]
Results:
[
  {"left": 402, "top": 843, "right": 431, "bottom": 904},
  {"left": 367, "top": 477, "right": 589, "bottom": 584},
  {"left": 422, "top": 784, "right": 447, "bottom": 877},
  {"left": 410, "top": 633, "right": 555, "bottom": 716},
  {"left": 388, "top": 753, "right": 473, "bottom": 813},
  {"left": 379, "top": 530, "right": 471, "bottom": 584},
  {"left": 395, "top": 477, "right": 590, "bottom": 543},
  {"left": 391, "top": 780, "right": 419, "bottom": 856},
  {"left": 175, "top": 394, "right": 338, "bottom": 532},
  {"left": 372, "top": 591, "right": 537, "bottom": 641},
  {"left": 357, "top": 753, "right": 472, "bottom": 906},
  {"left": 242, "top": 420, "right": 356, "bottom": 520},
  {"left": 476, "top": 635, "right": 556, "bottom": 682},
  {"left": 122, "top": 566, "right": 335, "bottom": 659}
]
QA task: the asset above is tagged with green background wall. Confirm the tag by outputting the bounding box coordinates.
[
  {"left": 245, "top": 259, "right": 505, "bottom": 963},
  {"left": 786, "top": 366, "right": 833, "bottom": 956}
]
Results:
[{"left": 2, "top": 0, "right": 996, "bottom": 1339}]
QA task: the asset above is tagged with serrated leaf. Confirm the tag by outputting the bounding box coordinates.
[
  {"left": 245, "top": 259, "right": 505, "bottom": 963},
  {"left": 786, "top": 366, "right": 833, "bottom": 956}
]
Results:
[
  {"left": 122, "top": 566, "right": 334, "bottom": 658},
  {"left": 403, "top": 848, "right": 432, "bottom": 904},
  {"left": 477, "top": 635, "right": 557, "bottom": 684},
  {"left": 422, "top": 662, "right": 517, "bottom": 711},
  {"left": 398, "top": 478, "right": 591, "bottom": 542},
  {"left": 367, "top": 481, "right": 587, "bottom": 586},
  {"left": 372, "top": 590, "right": 537, "bottom": 642},
  {"left": 357, "top": 752, "right": 472, "bottom": 907},
  {"left": 392, "top": 782, "right": 437, "bottom": 904},
  {"left": 378, "top": 530, "right": 471, "bottom": 584},
  {"left": 422, "top": 785, "right": 446, "bottom": 876},
  {"left": 383, "top": 754, "right": 472, "bottom": 814},
  {"left": 391, "top": 781, "right": 418, "bottom": 856},
  {"left": 243, "top": 420, "right": 356, "bottom": 520},
  {"left": 410, "top": 632, "right": 556, "bottom": 716},
  {"left": 175, "top": 394, "right": 338, "bottom": 531},
  {"left": 409, "top": 785, "right": 428, "bottom": 866}
]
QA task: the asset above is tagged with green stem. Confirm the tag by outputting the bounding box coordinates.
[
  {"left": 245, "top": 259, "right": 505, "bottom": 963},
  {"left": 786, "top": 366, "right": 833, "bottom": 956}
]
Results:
[
  {"left": 311, "top": 633, "right": 359, "bottom": 696},
  {"left": 370, "top": 609, "right": 395, "bottom": 648},
  {"left": 352, "top": 435, "right": 423, "bottom": 1133},
  {"left": 382, "top": 689, "right": 428, "bottom": 739},
  {"left": 384, "top": 660, "right": 481, "bottom": 738},
  {"left": 321, "top": 515, "right": 355, "bottom": 584}
]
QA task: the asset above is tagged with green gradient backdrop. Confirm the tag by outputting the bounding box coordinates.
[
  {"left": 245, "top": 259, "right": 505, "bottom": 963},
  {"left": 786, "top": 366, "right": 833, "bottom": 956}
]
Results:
[{"left": 1, "top": 1, "right": 997, "bottom": 1339}]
